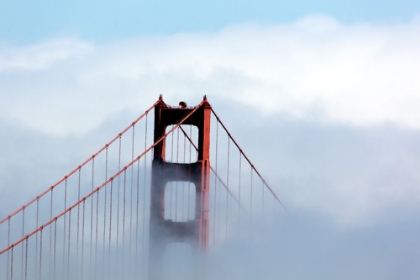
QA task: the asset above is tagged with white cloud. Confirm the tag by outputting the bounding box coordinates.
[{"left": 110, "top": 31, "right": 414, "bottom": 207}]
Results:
[
  {"left": 0, "top": 38, "right": 93, "bottom": 71},
  {"left": 1, "top": 15, "right": 420, "bottom": 136}
]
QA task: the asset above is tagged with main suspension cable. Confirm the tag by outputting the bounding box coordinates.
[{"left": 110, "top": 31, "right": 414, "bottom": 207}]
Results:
[
  {"left": 0, "top": 100, "right": 205, "bottom": 255},
  {"left": 210, "top": 108, "right": 288, "bottom": 212},
  {"left": 0, "top": 101, "right": 160, "bottom": 225}
]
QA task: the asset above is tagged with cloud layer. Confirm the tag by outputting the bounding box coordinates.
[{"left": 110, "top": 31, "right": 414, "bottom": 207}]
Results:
[{"left": 1, "top": 15, "right": 420, "bottom": 136}]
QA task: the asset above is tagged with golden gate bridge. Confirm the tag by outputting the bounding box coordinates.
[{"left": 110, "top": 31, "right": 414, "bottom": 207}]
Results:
[{"left": 0, "top": 96, "right": 286, "bottom": 280}]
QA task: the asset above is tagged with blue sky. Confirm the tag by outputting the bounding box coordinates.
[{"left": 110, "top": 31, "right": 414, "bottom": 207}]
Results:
[
  {"left": 1, "top": 0, "right": 420, "bottom": 43},
  {"left": 1, "top": 1, "right": 420, "bottom": 279}
]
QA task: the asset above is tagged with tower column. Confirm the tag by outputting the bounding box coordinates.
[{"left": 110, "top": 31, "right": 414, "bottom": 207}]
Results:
[{"left": 148, "top": 96, "right": 211, "bottom": 280}]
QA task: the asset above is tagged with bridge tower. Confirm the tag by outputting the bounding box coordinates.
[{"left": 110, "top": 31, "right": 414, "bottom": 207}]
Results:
[{"left": 148, "top": 96, "right": 211, "bottom": 280}]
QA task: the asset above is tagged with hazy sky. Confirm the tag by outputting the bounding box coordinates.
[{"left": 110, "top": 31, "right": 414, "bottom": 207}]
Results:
[{"left": 1, "top": 1, "right": 420, "bottom": 279}]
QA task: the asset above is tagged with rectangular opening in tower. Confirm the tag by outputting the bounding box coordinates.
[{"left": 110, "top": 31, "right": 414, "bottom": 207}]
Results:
[
  {"left": 164, "top": 181, "right": 196, "bottom": 222},
  {"left": 165, "top": 125, "right": 198, "bottom": 163}
]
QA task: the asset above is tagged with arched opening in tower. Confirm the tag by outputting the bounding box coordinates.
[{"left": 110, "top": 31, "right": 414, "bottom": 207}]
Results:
[
  {"left": 164, "top": 181, "right": 196, "bottom": 222},
  {"left": 164, "top": 125, "right": 199, "bottom": 164}
]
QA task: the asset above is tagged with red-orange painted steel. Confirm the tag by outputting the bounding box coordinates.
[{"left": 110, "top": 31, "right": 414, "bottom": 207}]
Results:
[
  {"left": 0, "top": 101, "right": 160, "bottom": 227},
  {"left": 0, "top": 101, "right": 204, "bottom": 256},
  {"left": 148, "top": 96, "right": 211, "bottom": 280},
  {"left": 210, "top": 108, "right": 288, "bottom": 212}
]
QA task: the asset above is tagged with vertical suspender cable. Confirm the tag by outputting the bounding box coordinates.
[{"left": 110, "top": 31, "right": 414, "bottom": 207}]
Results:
[
  {"left": 183, "top": 125, "right": 187, "bottom": 221},
  {"left": 81, "top": 200, "right": 86, "bottom": 280},
  {"left": 122, "top": 170, "right": 127, "bottom": 279},
  {"left": 129, "top": 125, "right": 135, "bottom": 278},
  {"left": 90, "top": 158, "right": 95, "bottom": 279},
  {"left": 7, "top": 217, "right": 10, "bottom": 280},
  {"left": 175, "top": 127, "right": 180, "bottom": 277},
  {"left": 170, "top": 127, "right": 174, "bottom": 220},
  {"left": 188, "top": 122, "right": 192, "bottom": 222},
  {"left": 134, "top": 116, "right": 144, "bottom": 276},
  {"left": 103, "top": 147, "right": 108, "bottom": 279},
  {"left": 226, "top": 137, "right": 230, "bottom": 240},
  {"left": 67, "top": 211, "right": 72, "bottom": 280},
  {"left": 116, "top": 136, "right": 122, "bottom": 272},
  {"left": 141, "top": 114, "right": 148, "bottom": 276},
  {"left": 10, "top": 246, "right": 13, "bottom": 280},
  {"left": 63, "top": 179, "right": 67, "bottom": 280},
  {"left": 135, "top": 159, "right": 141, "bottom": 277},
  {"left": 94, "top": 158, "right": 98, "bottom": 280},
  {"left": 213, "top": 121, "right": 219, "bottom": 249},
  {"left": 95, "top": 187, "right": 99, "bottom": 280},
  {"left": 35, "top": 198, "right": 39, "bottom": 279},
  {"left": 175, "top": 127, "right": 180, "bottom": 221},
  {"left": 24, "top": 238, "right": 28, "bottom": 280},
  {"left": 108, "top": 179, "right": 114, "bottom": 280},
  {"left": 49, "top": 190, "right": 53, "bottom": 280},
  {"left": 39, "top": 228, "right": 43, "bottom": 280},
  {"left": 76, "top": 168, "right": 81, "bottom": 278},
  {"left": 53, "top": 219, "right": 57, "bottom": 280},
  {"left": 21, "top": 208, "right": 25, "bottom": 280}
]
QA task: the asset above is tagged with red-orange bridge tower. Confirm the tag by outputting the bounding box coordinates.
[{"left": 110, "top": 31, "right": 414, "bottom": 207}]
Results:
[
  {"left": 149, "top": 96, "right": 211, "bottom": 279},
  {"left": 0, "top": 95, "right": 286, "bottom": 280}
]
